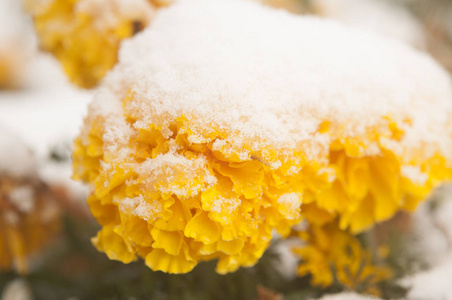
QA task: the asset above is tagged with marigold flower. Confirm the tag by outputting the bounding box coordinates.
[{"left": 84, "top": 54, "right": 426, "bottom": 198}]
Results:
[
  {"left": 25, "top": 0, "right": 164, "bottom": 88},
  {"left": 294, "top": 222, "right": 392, "bottom": 296},
  {"left": 0, "top": 130, "right": 60, "bottom": 274},
  {"left": 73, "top": 0, "right": 452, "bottom": 275}
]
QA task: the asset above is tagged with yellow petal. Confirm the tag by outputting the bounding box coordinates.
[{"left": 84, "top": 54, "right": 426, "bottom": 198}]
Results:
[
  {"left": 151, "top": 229, "right": 183, "bottom": 256},
  {"left": 145, "top": 247, "right": 197, "bottom": 274},
  {"left": 184, "top": 212, "right": 220, "bottom": 244},
  {"left": 92, "top": 225, "right": 136, "bottom": 263},
  {"left": 217, "top": 238, "right": 244, "bottom": 255}
]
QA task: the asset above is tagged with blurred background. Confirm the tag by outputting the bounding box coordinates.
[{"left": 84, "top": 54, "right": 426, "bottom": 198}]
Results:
[{"left": 1, "top": 0, "right": 452, "bottom": 299}]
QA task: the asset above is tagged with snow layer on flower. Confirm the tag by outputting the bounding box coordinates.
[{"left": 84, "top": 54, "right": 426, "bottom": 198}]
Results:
[
  {"left": 93, "top": 0, "right": 452, "bottom": 166},
  {"left": 277, "top": 193, "right": 303, "bottom": 220},
  {"left": 119, "top": 195, "right": 163, "bottom": 222},
  {"left": 0, "top": 127, "right": 36, "bottom": 178}
]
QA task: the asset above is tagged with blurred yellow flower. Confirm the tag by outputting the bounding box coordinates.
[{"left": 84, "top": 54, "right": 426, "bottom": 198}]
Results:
[
  {"left": 0, "top": 128, "right": 62, "bottom": 274},
  {"left": 25, "top": 0, "right": 160, "bottom": 88},
  {"left": 0, "top": 176, "right": 60, "bottom": 274},
  {"left": 294, "top": 222, "right": 392, "bottom": 296}
]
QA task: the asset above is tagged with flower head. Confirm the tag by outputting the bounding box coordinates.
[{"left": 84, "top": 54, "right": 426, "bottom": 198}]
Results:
[
  {"left": 73, "top": 0, "right": 452, "bottom": 274},
  {"left": 294, "top": 222, "right": 392, "bottom": 296},
  {"left": 25, "top": 0, "right": 163, "bottom": 88},
  {"left": 0, "top": 129, "right": 60, "bottom": 274}
]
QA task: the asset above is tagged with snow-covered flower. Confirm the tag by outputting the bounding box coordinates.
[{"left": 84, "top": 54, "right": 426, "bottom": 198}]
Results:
[
  {"left": 73, "top": 0, "right": 452, "bottom": 276},
  {"left": 0, "top": 128, "right": 60, "bottom": 274},
  {"left": 25, "top": 0, "right": 164, "bottom": 88}
]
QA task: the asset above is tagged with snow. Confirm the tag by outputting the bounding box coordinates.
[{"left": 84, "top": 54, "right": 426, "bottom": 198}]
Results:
[
  {"left": 277, "top": 193, "right": 303, "bottom": 220},
  {"left": 0, "top": 54, "right": 92, "bottom": 160},
  {"left": 392, "top": 186, "right": 452, "bottom": 299},
  {"left": 119, "top": 195, "right": 163, "bottom": 222},
  {"left": 311, "top": 0, "right": 426, "bottom": 48},
  {"left": 403, "top": 254, "right": 452, "bottom": 300},
  {"left": 0, "top": 51, "right": 91, "bottom": 205},
  {"left": 0, "top": 0, "right": 451, "bottom": 296},
  {"left": 400, "top": 165, "right": 428, "bottom": 185},
  {"left": 211, "top": 197, "right": 241, "bottom": 215},
  {"left": 90, "top": 0, "right": 452, "bottom": 169},
  {"left": 271, "top": 238, "right": 302, "bottom": 281},
  {"left": 134, "top": 152, "right": 216, "bottom": 198},
  {"left": 0, "top": 127, "right": 36, "bottom": 178}
]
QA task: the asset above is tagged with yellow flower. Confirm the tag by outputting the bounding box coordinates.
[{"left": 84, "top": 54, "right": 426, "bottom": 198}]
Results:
[
  {"left": 294, "top": 222, "right": 392, "bottom": 296},
  {"left": 25, "top": 0, "right": 162, "bottom": 88},
  {"left": 308, "top": 120, "right": 452, "bottom": 234},
  {"left": 73, "top": 110, "right": 309, "bottom": 274},
  {"left": 0, "top": 129, "right": 61, "bottom": 274},
  {"left": 0, "top": 174, "right": 60, "bottom": 274},
  {"left": 73, "top": 0, "right": 452, "bottom": 275}
]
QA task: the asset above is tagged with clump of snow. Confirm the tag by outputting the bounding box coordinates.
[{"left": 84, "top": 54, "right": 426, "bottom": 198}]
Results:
[
  {"left": 0, "top": 127, "right": 37, "bottom": 178},
  {"left": 119, "top": 195, "right": 163, "bottom": 222},
  {"left": 277, "top": 193, "right": 303, "bottom": 220},
  {"left": 401, "top": 165, "right": 428, "bottom": 185},
  {"left": 211, "top": 197, "right": 241, "bottom": 214},
  {"left": 135, "top": 152, "right": 216, "bottom": 198},
  {"left": 90, "top": 0, "right": 452, "bottom": 167}
]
